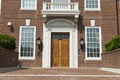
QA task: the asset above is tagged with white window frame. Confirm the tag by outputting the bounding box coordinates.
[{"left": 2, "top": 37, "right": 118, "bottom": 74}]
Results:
[
  {"left": 51, "top": 0, "right": 70, "bottom": 3},
  {"left": 85, "top": 27, "right": 102, "bottom": 60},
  {"left": 84, "top": 0, "right": 101, "bottom": 11},
  {"left": 19, "top": 26, "right": 36, "bottom": 60},
  {"left": 21, "top": 0, "right": 37, "bottom": 10}
]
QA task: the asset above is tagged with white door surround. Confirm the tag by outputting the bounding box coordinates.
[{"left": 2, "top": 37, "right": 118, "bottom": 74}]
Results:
[{"left": 42, "top": 19, "right": 78, "bottom": 68}]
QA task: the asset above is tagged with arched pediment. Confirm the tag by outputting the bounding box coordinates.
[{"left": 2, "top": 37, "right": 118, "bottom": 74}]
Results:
[{"left": 46, "top": 19, "right": 75, "bottom": 27}]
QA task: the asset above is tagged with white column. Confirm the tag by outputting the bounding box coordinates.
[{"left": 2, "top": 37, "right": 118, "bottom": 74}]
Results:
[
  {"left": 74, "top": 26, "right": 78, "bottom": 68},
  {"left": 42, "top": 23, "right": 50, "bottom": 68},
  {"left": 69, "top": 26, "right": 78, "bottom": 68},
  {"left": 70, "top": 31, "right": 73, "bottom": 68}
]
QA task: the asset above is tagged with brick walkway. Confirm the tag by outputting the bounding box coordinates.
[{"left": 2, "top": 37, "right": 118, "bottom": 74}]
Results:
[{"left": 0, "top": 67, "right": 120, "bottom": 80}]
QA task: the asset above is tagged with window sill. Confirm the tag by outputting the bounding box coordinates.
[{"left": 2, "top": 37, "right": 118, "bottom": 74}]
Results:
[
  {"left": 84, "top": 9, "right": 101, "bottom": 11},
  {"left": 85, "top": 58, "right": 101, "bottom": 61},
  {"left": 20, "top": 8, "right": 37, "bottom": 11},
  {"left": 19, "top": 58, "right": 35, "bottom": 60}
]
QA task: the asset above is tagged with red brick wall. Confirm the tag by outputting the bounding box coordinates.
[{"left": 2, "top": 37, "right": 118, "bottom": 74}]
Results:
[
  {"left": 78, "top": 0, "right": 118, "bottom": 67},
  {"left": 78, "top": 55, "right": 101, "bottom": 67},
  {"left": 20, "top": 52, "right": 42, "bottom": 67},
  {"left": 102, "top": 49, "right": 120, "bottom": 68},
  {"left": 0, "top": 0, "right": 119, "bottom": 67},
  {"left": 0, "top": 48, "right": 18, "bottom": 68},
  {"left": 0, "top": 0, "right": 43, "bottom": 67}
]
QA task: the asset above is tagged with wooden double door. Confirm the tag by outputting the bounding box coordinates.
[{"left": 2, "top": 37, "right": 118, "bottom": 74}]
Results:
[{"left": 51, "top": 33, "right": 69, "bottom": 67}]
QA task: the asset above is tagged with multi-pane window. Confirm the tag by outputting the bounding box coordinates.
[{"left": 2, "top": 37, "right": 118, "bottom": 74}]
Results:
[
  {"left": 85, "top": 27, "right": 101, "bottom": 60},
  {"left": 19, "top": 26, "right": 36, "bottom": 59},
  {"left": 21, "top": 0, "right": 37, "bottom": 10},
  {"left": 85, "top": 0, "right": 100, "bottom": 11}
]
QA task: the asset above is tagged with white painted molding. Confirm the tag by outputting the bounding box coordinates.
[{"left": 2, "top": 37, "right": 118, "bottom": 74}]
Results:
[
  {"left": 90, "top": 20, "right": 95, "bottom": 26},
  {"left": 26, "top": 19, "right": 30, "bottom": 26},
  {"left": 42, "top": 19, "right": 78, "bottom": 68},
  {"left": 51, "top": 0, "right": 70, "bottom": 3},
  {"left": 42, "top": 2, "right": 80, "bottom": 17},
  {"left": 46, "top": 18, "right": 75, "bottom": 27}
]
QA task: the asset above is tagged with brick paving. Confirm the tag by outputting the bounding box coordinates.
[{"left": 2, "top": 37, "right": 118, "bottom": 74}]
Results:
[{"left": 0, "top": 67, "right": 120, "bottom": 80}]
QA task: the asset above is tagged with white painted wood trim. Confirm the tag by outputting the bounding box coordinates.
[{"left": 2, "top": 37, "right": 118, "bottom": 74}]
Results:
[
  {"left": 42, "top": 23, "right": 50, "bottom": 68},
  {"left": 99, "top": 27, "right": 102, "bottom": 60},
  {"left": 51, "top": 0, "right": 70, "bottom": 3},
  {"left": 42, "top": 19, "right": 78, "bottom": 68}
]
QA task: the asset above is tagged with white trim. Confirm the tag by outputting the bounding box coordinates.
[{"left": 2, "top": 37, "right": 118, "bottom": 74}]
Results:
[
  {"left": 42, "top": 19, "right": 78, "bottom": 68},
  {"left": 19, "top": 26, "right": 36, "bottom": 60},
  {"left": 84, "top": 0, "right": 101, "bottom": 11},
  {"left": 85, "top": 27, "right": 102, "bottom": 60},
  {"left": 20, "top": 0, "right": 37, "bottom": 10},
  {"left": 26, "top": 19, "right": 30, "bottom": 26},
  {"left": 90, "top": 20, "right": 95, "bottom": 26},
  {"left": 51, "top": 0, "right": 70, "bottom": 3}
]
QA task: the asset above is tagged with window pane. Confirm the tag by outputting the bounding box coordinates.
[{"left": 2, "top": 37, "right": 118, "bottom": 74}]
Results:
[
  {"left": 22, "top": 0, "right": 36, "bottom": 9},
  {"left": 86, "top": 27, "right": 101, "bottom": 59},
  {"left": 20, "top": 27, "right": 35, "bottom": 58},
  {"left": 85, "top": 0, "right": 99, "bottom": 9}
]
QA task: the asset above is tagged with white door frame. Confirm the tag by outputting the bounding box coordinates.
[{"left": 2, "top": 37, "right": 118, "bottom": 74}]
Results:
[{"left": 42, "top": 19, "right": 78, "bottom": 68}]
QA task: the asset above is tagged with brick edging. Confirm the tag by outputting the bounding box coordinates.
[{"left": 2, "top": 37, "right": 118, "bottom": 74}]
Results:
[{"left": 102, "top": 49, "right": 120, "bottom": 55}]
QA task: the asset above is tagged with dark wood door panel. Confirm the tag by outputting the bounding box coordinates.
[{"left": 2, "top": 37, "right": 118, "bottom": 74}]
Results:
[
  {"left": 51, "top": 39, "right": 60, "bottom": 67},
  {"left": 61, "top": 39, "right": 69, "bottom": 67}
]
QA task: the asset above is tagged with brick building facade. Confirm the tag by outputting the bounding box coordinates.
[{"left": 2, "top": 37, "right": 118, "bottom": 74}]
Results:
[{"left": 0, "top": 0, "right": 119, "bottom": 68}]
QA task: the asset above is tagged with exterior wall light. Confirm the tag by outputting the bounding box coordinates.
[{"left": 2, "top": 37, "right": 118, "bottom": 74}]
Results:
[
  {"left": 80, "top": 37, "right": 85, "bottom": 50},
  {"left": 7, "top": 21, "right": 14, "bottom": 32},
  {"left": 36, "top": 37, "right": 42, "bottom": 51},
  {"left": 7, "top": 21, "right": 12, "bottom": 26}
]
